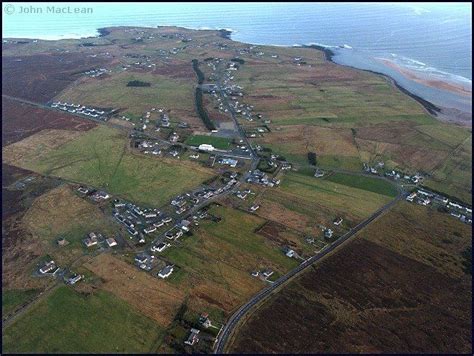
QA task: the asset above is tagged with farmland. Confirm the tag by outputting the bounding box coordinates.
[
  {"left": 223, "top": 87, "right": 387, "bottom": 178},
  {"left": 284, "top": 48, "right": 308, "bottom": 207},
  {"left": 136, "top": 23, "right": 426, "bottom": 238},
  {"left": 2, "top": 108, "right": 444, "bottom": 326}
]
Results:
[
  {"left": 2, "top": 286, "right": 165, "bottom": 353},
  {"left": 229, "top": 202, "right": 472, "bottom": 353},
  {"left": 2, "top": 289, "right": 40, "bottom": 316},
  {"left": 3, "top": 125, "right": 214, "bottom": 207},
  {"left": 2, "top": 24, "right": 472, "bottom": 354},
  {"left": 55, "top": 71, "right": 199, "bottom": 121},
  {"left": 162, "top": 205, "right": 299, "bottom": 314},
  {"left": 255, "top": 171, "right": 392, "bottom": 235}
]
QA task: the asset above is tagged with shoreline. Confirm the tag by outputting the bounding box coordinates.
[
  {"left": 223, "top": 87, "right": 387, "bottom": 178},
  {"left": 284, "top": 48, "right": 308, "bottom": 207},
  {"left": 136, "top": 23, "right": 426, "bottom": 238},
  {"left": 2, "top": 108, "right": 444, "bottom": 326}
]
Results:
[
  {"left": 301, "top": 44, "right": 443, "bottom": 116},
  {"left": 377, "top": 58, "right": 472, "bottom": 97},
  {"left": 4, "top": 25, "right": 470, "bottom": 126},
  {"left": 302, "top": 44, "right": 472, "bottom": 126}
]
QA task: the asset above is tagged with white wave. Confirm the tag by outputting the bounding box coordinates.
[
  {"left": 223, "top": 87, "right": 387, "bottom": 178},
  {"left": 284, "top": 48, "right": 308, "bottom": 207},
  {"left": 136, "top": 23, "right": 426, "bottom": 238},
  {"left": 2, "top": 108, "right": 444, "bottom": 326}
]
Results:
[
  {"left": 342, "top": 44, "right": 352, "bottom": 49},
  {"left": 304, "top": 42, "right": 339, "bottom": 49},
  {"left": 378, "top": 56, "right": 472, "bottom": 86}
]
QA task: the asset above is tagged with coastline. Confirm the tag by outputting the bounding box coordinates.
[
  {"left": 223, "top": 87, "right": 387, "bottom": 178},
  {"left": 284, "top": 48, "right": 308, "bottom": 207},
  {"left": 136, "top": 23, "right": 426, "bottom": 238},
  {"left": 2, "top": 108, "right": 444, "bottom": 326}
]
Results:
[
  {"left": 4, "top": 25, "right": 470, "bottom": 126},
  {"left": 301, "top": 43, "right": 473, "bottom": 126},
  {"left": 376, "top": 58, "right": 472, "bottom": 97}
]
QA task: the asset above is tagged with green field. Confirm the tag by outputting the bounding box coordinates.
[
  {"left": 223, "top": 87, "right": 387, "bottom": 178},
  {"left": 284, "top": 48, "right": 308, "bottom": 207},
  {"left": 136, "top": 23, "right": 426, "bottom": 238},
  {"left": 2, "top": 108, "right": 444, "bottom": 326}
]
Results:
[
  {"left": 2, "top": 289, "right": 40, "bottom": 316},
  {"left": 324, "top": 172, "right": 398, "bottom": 197},
  {"left": 2, "top": 286, "right": 165, "bottom": 353},
  {"left": 56, "top": 71, "right": 196, "bottom": 117},
  {"left": 162, "top": 205, "right": 298, "bottom": 312},
  {"left": 257, "top": 171, "right": 392, "bottom": 236},
  {"left": 10, "top": 126, "right": 213, "bottom": 207},
  {"left": 184, "top": 135, "right": 232, "bottom": 149}
]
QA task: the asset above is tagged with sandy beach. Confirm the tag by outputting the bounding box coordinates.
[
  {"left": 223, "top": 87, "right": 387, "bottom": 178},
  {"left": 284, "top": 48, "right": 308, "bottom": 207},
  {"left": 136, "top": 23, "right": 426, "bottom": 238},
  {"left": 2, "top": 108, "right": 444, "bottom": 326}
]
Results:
[{"left": 377, "top": 58, "right": 472, "bottom": 97}]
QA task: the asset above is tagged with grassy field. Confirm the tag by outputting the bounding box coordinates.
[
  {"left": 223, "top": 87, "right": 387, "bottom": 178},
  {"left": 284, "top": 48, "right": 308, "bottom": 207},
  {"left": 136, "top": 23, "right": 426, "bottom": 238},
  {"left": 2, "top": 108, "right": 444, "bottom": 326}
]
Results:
[
  {"left": 230, "top": 47, "right": 471, "bottom": 201},
  {"left": 21, "top": 185, "right": 121, "bottom": 266},
  {"left": 2, "top": 289, "right": 41, "bottom": 316},
  {"left": 256, "top": 171, "right": 392, "bottom": 236},
  {"left": 56, "top": 71, "right": 196, "bottom": 118},
  {"left": 162, "top": 205, "right": 299, "bottom": 314},
  {"left": 2, "top": 286, "right": 165, "bottom": 353},
  {"left": 184, "top": 134, "right": 232, "bottom": 149},
  {"left": 324, "top": 172, "right": 398, "bottom": 197},
  {"left": 4, "top": 126, "right": 214, "bottom": 207}
]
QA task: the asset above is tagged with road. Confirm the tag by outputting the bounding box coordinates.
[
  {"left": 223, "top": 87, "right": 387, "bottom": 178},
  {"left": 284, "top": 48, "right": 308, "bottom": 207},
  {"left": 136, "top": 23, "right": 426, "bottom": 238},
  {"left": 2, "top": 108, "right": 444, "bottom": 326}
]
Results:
[{"left": 214, "top": 188, "right": 405, "bottom": 353}]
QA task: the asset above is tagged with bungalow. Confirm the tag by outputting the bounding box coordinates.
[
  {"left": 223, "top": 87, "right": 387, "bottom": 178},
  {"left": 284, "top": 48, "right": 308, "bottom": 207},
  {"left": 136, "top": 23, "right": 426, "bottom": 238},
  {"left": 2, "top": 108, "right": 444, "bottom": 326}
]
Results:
[
  {"left": 68, "top": 274, "right": 82, "bottom": 285},
  {"left": 180, "top": 220, "right": 191, "bottom": 232},
  {"left": 151, "top": 242, "right": 169, "bottom": 253},
  {"left": 135, "top": 254, "right": 148, "bottom": 264},
  {"left": 406, "top": 192, "right": 417, "bottom": 202},
  {"left": 84, "top": 235, "right": 98, "bottom": 248},
  {"left": 77, "top": 187, "right": 89, "bottom": 194},
  {"left": 39, "top": 261, "right": 57, "bottom": 274},
  {"left": 285, "top": 249, "right": 295, "bottom": 258},
  {"left": 163, "top": 216, "right": 173, "bottom": 224},
  {"left": 199, "top": 313, "right": 212, "bottom": 328},
  {"left": 250, "top": 204, "right": 260, "bottom": 212},
  {"left": 128, "top": 227, "right": 138, "bottom": 236},
  {"left": 262, "top": 269, "right": 274, "bottom": 278},
  {"left": 184, "top": 328, "right": 200, "bottom": 346},
  {"left": 153, "top": 220, "right": 165, "bottom": 228},
  {"left": 106, "top": 237, "right": 117, "bottom": 247},
  {"left": 143, "top": 226, "right": 157, "bottom": 234},
  {"left": 324, "top": 228, "right": 334, "bottom": 239},
  {"left": 158, "top": 265, "right": 174, "bottom": 279}
]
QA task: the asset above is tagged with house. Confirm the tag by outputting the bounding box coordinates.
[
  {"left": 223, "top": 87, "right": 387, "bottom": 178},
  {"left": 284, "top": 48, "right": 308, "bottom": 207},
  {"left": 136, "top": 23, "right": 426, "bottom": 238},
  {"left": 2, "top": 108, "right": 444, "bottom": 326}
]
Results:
[
  {"left": 77, "top": 187, "right": 89, "bottom": 194},
  {"left": 84, "top": 232, "right": 98, "bottom": 247},
  {"left": 135, "top": 254, "right": 148, "bottom": 264},
  {"left": 144, "top": 226, "right": 157, "bottom": 234},
  {"left": 106, "top": 237, "right": 117, "bottom": 247},
  {"left": 262, "top": 269, "right": 274, "bottom": 278},
  {"left": 406, "top": 192, "right": 417, "bottom": 202},
  {"left": 151, "top": 242, "right": 169, "bottom": 252},
  {"left": 94, "top": 191, "right": 110, "bottom": 200},
  {"left": 219, "top": 158, "right": 238, "bottom": 167},
  {"left": 153, "top": 220, "right": 165, "bottom": 228},
  {"left": 305, "top": 236, "right": 315, "bottom": 244},
  {"left": 190, "top": 153, "right": 200, "bottom": 159},
  {"left": 251, "top": 271, "right": 259, "bottom": 277},
  {"left": 158, "top": 265, "right": 174, "bottom": 279},
  {"left": 324, "top": 228, "right": 334, "bottom": 239},
  {"left": 180, "top": 220, "right": 191, "bottom": 232},
  {"left": 57, "top": 237, "right": 68, "bottom": 246},
  {"left": 333, "top": 217, "right": 343, "bottom": 226},
  {"left": 284, "top": 248, "right": 295, "bottom": 258},
  {"left": 39, "top": 260, "right": 57, "bottom": 274},
  {"left": 199, "top": 313, "right": 212, "bottom": 328},
  {"left": 314, "top": 168, "right": 325, "bottom": 178},
  {"left": 184, "top": 328, "right": 200, "bottom": 346},
  {"left": 68, "top": 274, "right": 82, "bottom": 285},
  {"left": 250, "top": 204, "right": 260, "bottom": 212}
]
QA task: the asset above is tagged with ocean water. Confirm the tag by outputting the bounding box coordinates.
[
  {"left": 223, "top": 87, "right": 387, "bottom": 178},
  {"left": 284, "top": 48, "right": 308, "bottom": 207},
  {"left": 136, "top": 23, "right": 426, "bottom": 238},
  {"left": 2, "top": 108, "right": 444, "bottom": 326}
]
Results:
[{"left": 2, "top": 2, "right": 472, "bottom": 114}]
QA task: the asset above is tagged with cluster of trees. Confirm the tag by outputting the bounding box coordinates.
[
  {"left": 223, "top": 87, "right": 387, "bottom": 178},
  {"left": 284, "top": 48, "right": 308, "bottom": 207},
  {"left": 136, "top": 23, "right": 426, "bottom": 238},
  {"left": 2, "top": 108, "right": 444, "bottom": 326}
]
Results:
[
  {"left": 126, "top": 80, "right": 151, "bottom": 87},
  {"left": 195, "top": 88, "right": 216, "bottom": 130},
  {"left": 191, "top": 59, "right": 205, "bottom": 84},
  {"left": 308, "top": 152, "right": 317, "bottom": 166},
  {"left": 231, "top": 57, "right": 245, "bottom": 64}
]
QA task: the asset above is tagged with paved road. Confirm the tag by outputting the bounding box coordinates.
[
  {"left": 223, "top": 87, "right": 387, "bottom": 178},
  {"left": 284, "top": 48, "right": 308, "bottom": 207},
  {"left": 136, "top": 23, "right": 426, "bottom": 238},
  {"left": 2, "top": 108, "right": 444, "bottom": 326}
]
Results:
[{"left": 214, "top": 189, "right": 405, "bottom": 353}]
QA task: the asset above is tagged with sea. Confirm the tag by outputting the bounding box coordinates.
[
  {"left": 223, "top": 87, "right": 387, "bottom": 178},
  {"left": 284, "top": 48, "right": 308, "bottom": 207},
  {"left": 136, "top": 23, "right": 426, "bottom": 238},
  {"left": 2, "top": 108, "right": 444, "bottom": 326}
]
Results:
[{"left": 2, "top": 2, "right": 472, "bottom": 116}]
